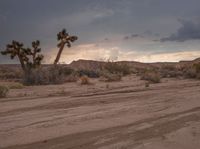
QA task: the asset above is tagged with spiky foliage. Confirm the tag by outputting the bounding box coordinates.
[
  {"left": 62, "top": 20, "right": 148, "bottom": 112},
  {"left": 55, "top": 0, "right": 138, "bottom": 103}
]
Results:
[
  {"left": 1, "top": 40, "right": 44, "bottom": 72},
  {"left": 27, "top": 40, "right": 44, "bottom": 69},
  {"left": 1, "top": 40, "right": 29, "bottom": 71},
  {"left": 54, "top": 29, "right": 78, "bottom": 64}
]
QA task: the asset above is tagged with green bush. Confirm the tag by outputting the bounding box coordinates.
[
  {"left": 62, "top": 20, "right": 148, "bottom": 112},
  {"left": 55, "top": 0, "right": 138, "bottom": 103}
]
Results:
[{"left": 0, "top": 85, "right": 9, "bottom": 98}]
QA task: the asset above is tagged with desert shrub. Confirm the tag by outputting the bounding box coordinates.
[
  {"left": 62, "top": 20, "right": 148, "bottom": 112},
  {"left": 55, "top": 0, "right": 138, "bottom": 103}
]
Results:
[
  {"left": 47, "top": 66, "right": 66, "bottom": 84},
  {"left": 76, "top": 69, "right": 100, "bottom": 78},
  {"left": 183, "top": 63, "right": 200, "bottom": 79},
  {"left": 100, "top": 72, "right": 122, "bottom": 82},
  {"left": 0, "top": 68, "right": 23, "bottom": 80},
  {"left": 80, "top": 75, "right": 90, "bottom": 85},
  {"left": 183, "top": 67, "right": 197, "bottom": 78},
  {"left": 104, "top": 62, "right": 131, "bottom": 76},
  {"left": 23, "top": 65, "right": 74, "bottom": 85},
  {"left": 193, "top": 63, "right": 200, "bottom": 73},
  {"left": 141, "top": 70, "right": 161, "bottom": 83},
  {"left": 160, "top": 70, "right": 183, "bottom": 78},
  {"left": 0, "top": 85, "right": 9, "bottom": 98},
  {"left": 8, "top": 82, "right": 24, "bottom": 89},
  {"left": 136, "top": 67, "right": 158, "bottom": 76},
  {"left": 145, "top": 82, "right": 150, "bottom": 87},
  {"left": 60, "top": 66, "right": 74, "bottom": 76},
  {"left": 161, "top": 65, "right": 177, "bottom": 71},
  {"left": 65, "top": 73, "right": 78, "bottom": 82},
  {"left": 23, "top": 68, "right": 46, "bottom": 85},
  {"left": 160, "top": 65, "right": 183, "bottom": 78}
]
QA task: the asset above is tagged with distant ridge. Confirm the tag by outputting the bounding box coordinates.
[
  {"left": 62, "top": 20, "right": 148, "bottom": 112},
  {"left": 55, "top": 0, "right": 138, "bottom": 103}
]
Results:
[
  {"left": 1, "top": 58, "right": 200, "bottom": 71},
  {"left": 68, "top": 59, "right": 153, "bottom": 71}
]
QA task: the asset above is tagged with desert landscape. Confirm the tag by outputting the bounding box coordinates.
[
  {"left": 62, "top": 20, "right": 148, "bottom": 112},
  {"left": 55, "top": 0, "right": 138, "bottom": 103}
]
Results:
[
  {"left": 0, "top": 59, "right": 200, "bottom": 149},
  {"left": 1, "top": 1, "right": 200, "bottom": 148}
]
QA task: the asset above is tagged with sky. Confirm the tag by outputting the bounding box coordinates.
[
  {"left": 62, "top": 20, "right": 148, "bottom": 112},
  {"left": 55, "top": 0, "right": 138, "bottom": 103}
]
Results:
[{"left": 1, "top": 0, "right": 200, "bottom": 64}]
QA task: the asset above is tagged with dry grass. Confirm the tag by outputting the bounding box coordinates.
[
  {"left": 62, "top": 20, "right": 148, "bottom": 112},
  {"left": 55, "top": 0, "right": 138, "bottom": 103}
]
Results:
[
  {"left": 65, "top": 74, "right": 78, "bottom": 82},
  {"left": 0, "top": 68, "right": 22, "bottom": 80},
  {"left": 160, "top": 65, "right": 183, "bottom": 78},
  {"left": 100, "top": 72, "right": 122, "bottom": 82},
  {"left": 7, "top": 82, "right": 24, "bottom": 89},
  {"left": 23, "top": 66, "right": 75, "bottom": 85},
  {"left": 0, "top": 85, "right": 9, "bottom": 98},
  {"left": 80, "top": 76, "right": 91, "bottom": 85},
  {"left": 182, "top": 63, "right": 200, "bottom": 79},
  {"left": 145, "top": 82, "right": 150, "bottom": 87},
  {"left": 141, "top": 70, "right": 161, "bottom": 83},
  {"left": 103, "top": 61, "right": 131, "bottom": 76}
]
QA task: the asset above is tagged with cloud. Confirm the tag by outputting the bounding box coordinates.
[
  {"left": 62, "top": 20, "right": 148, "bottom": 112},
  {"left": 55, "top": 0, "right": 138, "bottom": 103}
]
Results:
[
  {"left": 116, "top": 50, "right": 200, "bottom": 62},
  {"left": 45, "top": 44, "right": 121, "bottom": 64},
  {"left": 123, "top": 34, "right": 143, "bottom": 40},
  {"left": 160, "top": 19, "right": 200, "bottom": 42},
  {"left": 0, "top": 14, "right": 6, "bottom": 24},
  {"left": 144, "top": 30, "right": 153, "bottom": 36},
  {"left": 45, "top": 43, "right": 200, "bottom": 64}
]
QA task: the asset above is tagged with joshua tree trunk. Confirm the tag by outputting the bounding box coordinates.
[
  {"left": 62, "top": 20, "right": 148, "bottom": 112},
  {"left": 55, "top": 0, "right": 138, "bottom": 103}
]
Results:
[
  {"left": 54, "top": 43, "right": 65, "bottom": 65},
  {"left": 17, "top": 55, "right": 26, "bottom": 71}
]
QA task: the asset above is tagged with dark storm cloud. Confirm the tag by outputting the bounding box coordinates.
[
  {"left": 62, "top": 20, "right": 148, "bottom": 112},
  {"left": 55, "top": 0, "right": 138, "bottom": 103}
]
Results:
[
  {"left": 160, "top": 19, "right": 200, "bottom": 42},
  {"left": 1, "top": 0, "right": 200, "bottom": 63}
]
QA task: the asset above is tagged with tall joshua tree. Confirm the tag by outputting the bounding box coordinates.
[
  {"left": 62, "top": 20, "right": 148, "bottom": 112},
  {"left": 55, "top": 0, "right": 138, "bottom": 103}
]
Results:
[
  {"left": 1, "top": 40, "right": 44, "bottom": 72},
  {"left": 54, "top": 29, "right": 78, "bottom": 65}
]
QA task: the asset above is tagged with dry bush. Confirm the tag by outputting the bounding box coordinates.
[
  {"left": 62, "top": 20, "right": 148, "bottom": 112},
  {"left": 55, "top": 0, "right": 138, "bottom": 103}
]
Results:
[
  {"left": 104, "top": 62, "right": 131, "bottom": 76},
  {"left": 0, "top": 85, "right": 9, "bottom": 98},
  {"left": 7, "top": 82, "right": 24, "bottom": 89},
  {"left": 23, "top": 68, "right": 50, "bottom": 85},
  {"left": 80, "top": 75, "right": 90, "bottom": 85},
  {"left": 100, "top": 72, "right": 122, "bottom": 82},
  {"left": 65, "top": 74, "right": 78, "bottom": 82},
  {"left": 160, "top": 65, "right": 183, "bottom": 78},
  {"left": 76, "top": 69, "right": 100, "bottom": 78},
  {"left": 194, "top": 63, "right": 200, "bottom": 72},
  {"left": 0, "top": 68, "right": 23, "bottom": 80},
  {"left": 182, "top": 63, "right": 200, "bottom": 79},
  {"left": 183, "top": 67, "right": 197, "bottom": 78},
  {"left": 23, "top": 65, "right": 75, "bottom": 85},
  {"left": 145, "top": 82, "right": 150, "bottom": 87},
  {"left": 141, "top": 70, "right": 161, "bottom": 83}
]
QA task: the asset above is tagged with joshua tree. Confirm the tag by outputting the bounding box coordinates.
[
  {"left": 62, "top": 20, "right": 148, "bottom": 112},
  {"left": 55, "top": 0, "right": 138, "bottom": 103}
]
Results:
[
  {"left": 1, "top": 41, "right": 28, "bottom": 71},
  {"left": 1, "top": 40, "right": 44, "bottom": 72},
  {"left": 54, "top": 29, "right": 78, "bottom": 65},
  {"left": 27, "top": 40, "right": 44, "bottom": 69}
]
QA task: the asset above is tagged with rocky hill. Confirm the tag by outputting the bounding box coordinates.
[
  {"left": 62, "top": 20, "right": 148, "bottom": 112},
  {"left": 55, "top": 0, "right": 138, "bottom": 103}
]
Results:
[
  {"left": 0, "top": 58, "right": 199, "bottom": 72},
  {"left": 68, "top": 58, "right": 200, "bottom": 71}
]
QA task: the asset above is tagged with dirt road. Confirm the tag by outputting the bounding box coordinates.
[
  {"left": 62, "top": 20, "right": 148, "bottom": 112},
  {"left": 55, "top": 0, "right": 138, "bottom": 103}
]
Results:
[{"left": 0, "top": 77, "right": 200, "bottom": 149}]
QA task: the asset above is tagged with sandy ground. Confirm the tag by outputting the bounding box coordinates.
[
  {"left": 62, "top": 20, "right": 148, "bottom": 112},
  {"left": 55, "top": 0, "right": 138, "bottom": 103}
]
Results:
[{"left": 0, "top": 75, "right": 200, "bottom": 149}]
